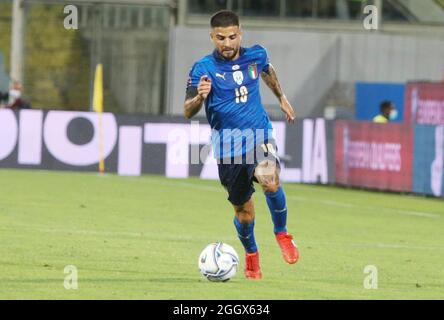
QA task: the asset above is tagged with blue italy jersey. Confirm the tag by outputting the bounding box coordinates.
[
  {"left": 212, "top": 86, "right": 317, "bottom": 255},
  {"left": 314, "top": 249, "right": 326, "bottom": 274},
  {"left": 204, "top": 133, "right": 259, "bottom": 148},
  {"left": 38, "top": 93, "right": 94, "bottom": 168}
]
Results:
[{"left": 187, "top": 45, "right": 273, "bottom": 159}]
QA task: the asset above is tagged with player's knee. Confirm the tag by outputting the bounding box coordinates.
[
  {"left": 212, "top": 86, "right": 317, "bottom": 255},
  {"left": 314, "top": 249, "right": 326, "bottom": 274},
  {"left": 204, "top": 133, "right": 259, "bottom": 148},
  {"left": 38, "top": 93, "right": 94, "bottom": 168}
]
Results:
[
  {"left": 234, "top": 204, "right": 254, "bottom": 223},
  {"left": 258, "top": 172, "right": 280, "bottom": 193},
  {"left": 261, "top": 181, "right": 280, "bottom": 193}
]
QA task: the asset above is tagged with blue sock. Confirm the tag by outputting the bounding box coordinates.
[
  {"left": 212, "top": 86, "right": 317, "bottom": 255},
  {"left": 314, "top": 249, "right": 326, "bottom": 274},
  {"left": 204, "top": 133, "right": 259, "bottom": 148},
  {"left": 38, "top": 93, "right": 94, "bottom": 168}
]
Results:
[
  {"left": 265, "top": 187, "right": 288, "bottom": 234},
  {"left": 233, "top": 217, "right": 258, "bottom": 254}
]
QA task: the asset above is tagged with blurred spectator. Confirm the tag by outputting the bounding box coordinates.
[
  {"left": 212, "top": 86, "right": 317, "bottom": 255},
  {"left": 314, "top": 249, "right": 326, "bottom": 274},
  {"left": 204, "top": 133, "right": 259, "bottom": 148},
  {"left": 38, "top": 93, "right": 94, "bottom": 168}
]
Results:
[
  {"left": 0, "top": 80, "right": 31, "bottom": 110},
  {"left": 373, "top": 100, "right": 397, "bottom": 123}
]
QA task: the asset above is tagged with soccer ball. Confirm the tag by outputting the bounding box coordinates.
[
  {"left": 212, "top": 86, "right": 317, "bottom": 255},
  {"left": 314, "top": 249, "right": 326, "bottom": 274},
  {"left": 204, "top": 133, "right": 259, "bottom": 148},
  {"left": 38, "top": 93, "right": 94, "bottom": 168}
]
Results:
[{"left": 198, "top": 242, "right": 240, "bottom": 282}]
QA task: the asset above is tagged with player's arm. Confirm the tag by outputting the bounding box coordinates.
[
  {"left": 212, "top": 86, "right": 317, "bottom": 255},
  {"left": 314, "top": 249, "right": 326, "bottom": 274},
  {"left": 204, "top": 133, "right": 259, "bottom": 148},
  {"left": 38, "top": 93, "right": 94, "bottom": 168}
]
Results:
[
  {"left": 261, "top": 64, "right": 296, "bottom": 123},
  {"left": 184, "top": 76, "right": 212, "bottom": 119}
]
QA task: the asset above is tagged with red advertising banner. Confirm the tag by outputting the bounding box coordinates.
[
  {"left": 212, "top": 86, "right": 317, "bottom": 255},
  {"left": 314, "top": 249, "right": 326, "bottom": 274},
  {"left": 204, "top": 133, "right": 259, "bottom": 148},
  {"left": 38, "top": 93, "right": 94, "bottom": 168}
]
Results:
[
  {"left": 335, "top": 121, "right": 413, "bottom": 192},
  {"left": 404, "top": 82, "right": 444, "bottom": 124}
]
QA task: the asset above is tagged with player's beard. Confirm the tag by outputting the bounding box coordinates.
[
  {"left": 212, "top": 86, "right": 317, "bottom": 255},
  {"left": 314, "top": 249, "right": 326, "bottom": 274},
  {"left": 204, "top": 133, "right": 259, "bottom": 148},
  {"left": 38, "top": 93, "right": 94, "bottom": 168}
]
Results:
[{"left": 220, "top": 47, "right": 239, "bottom": 60}]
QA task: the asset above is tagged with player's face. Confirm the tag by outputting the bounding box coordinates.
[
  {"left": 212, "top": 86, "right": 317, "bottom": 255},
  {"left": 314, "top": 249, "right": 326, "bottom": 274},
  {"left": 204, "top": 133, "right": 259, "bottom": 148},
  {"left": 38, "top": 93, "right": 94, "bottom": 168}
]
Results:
[{"left": 210, "top": 26, "right": 242, "bottom": 61}]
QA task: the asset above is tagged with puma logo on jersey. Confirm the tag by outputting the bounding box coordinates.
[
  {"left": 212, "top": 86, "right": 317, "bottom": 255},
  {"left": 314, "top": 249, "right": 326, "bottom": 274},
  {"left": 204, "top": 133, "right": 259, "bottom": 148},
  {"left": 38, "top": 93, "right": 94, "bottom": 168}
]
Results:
[{"left": 216, "top": 73, "right": 226, "bottom": 80}]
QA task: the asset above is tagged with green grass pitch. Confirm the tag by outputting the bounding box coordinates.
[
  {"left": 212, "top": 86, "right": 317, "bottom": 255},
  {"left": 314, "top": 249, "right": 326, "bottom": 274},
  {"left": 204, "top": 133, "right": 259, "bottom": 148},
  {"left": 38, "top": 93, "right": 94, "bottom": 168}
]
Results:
[{"left": 1, "top": 169, "right": 443, "bottom": 299}]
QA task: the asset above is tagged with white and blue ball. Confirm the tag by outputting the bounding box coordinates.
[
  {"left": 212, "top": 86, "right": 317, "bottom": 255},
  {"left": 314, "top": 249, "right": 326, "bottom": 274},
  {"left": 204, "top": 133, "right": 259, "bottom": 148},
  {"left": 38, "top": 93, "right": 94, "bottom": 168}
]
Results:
[{"left": 198, "top": 242, "right": 239, "bottom": 282}]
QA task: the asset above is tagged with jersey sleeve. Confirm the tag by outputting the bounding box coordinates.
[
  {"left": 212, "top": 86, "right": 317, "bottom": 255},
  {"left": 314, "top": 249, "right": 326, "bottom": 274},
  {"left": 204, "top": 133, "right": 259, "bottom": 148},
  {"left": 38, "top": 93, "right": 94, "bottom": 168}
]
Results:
[
  {"left": 185, "top": 62, "right": 206, "bottom": 100},
  {"left": 256, "top": 45, "right": 270, "bottom": 73},
  {"left": 187, "top": 62, "right": 207, "bottom": 88}
]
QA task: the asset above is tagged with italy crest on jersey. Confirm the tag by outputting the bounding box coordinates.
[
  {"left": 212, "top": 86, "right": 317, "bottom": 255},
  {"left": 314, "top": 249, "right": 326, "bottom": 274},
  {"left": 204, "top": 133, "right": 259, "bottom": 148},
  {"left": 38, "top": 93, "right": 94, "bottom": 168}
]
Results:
[
  {"left": 248, "top": 63, "right": 258, "bottom": 80},
  {"left": 233, "top": 71, "right": 244, "bottom": 85}
]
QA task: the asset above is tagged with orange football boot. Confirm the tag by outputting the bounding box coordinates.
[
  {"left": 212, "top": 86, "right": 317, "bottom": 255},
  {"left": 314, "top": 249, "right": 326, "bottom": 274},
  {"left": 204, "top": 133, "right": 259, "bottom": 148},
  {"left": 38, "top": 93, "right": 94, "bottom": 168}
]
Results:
[
  {"left": 275, "top": 232, "right": 299, "bottom": 264},
  {"left": 245, "top": 252, "right": 262, "bottom": 279}
]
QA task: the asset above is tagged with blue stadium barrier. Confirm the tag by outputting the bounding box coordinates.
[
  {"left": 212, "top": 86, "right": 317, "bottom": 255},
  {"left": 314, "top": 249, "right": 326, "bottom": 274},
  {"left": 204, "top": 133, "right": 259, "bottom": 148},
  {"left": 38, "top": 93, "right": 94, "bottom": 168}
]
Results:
[
  {"left": 355, "top": 82, "right": 405, "bottom": 122},
  {"left": 0, "top": 51, "right": 9, "bottom": 92},
  {"left": 413, "top": 125, "right": 444, "bottom": 197}
]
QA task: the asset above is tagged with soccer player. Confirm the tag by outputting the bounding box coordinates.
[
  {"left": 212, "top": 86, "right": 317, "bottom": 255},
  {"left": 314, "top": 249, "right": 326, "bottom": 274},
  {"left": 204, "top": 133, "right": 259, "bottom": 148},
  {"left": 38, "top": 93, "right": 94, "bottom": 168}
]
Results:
[{"left": 184, "top": 10, "right": 299, "bottom": 279}]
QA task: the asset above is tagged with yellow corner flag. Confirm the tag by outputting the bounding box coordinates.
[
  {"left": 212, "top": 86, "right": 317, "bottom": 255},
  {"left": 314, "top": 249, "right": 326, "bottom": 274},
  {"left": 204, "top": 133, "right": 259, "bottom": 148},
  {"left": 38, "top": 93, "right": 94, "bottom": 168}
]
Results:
[
  {"left": 93, "top": 63, "right": 105, "bottom": 173},
  {"left": 93, "top": 64, "right": 103, "bottom": 113}
]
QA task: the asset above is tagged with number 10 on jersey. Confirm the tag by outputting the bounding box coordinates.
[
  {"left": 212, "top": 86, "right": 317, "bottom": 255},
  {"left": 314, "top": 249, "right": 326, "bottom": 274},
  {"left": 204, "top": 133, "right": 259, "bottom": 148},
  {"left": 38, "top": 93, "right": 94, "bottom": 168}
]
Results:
[{"left": 235, "top": 86, "right": 248, "bottom": 103}]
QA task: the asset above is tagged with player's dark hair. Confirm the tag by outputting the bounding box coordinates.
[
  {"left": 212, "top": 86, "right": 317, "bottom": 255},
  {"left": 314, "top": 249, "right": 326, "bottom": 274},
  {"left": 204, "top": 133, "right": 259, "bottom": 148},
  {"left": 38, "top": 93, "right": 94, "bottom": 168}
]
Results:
[
  {"left": 380, "top": 100, "right": 393, "bottom": 112},
  {"left": 210, "top": 10, "right": 240, "bottom": 28}
]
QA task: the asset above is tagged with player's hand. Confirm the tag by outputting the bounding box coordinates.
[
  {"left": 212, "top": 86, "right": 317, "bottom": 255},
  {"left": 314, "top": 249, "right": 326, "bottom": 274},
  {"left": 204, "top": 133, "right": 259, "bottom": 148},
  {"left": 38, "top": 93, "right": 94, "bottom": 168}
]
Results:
[
  {"left": 198, "top": 76, "right": 212, "bottom": 100},
  {"left": 280, "top": 95, "right": 296, "bottom": 123}
]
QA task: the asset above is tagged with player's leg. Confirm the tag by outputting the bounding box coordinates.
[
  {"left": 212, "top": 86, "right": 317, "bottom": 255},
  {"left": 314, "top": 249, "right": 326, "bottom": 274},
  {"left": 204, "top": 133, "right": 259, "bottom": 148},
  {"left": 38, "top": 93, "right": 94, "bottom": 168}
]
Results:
[
  {"left": 254, "top": 160, "right": 287, "bottom": 233},
  {"left": 232, "top": 199, "right": 262, "bottom": 279},
  {"left": 254, "top": 159, "right": 299, "bottom": 264},
  {"left": 233, "top": 198, "right": 257, "bottom": 254},
  {"left": 218, "top": 162, "right": 262, "bottom": 279}
]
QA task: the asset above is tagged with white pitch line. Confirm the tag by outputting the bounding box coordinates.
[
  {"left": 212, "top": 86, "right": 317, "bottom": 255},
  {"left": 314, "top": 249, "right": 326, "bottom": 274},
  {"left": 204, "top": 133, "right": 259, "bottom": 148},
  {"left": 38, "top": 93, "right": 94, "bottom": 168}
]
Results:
[
  {"left": 154, "top": 179, "right": 223, "bottom": 192},
  {"left": 286, "top": 195, "right": 441, "bottom": 219},
  {"left": 152, "top": 180, "right": 442, "bottom": 219},
  {"left": 0, "top": 224, "right": 238, "bottom": 244},
  {"left": 302, "top": 240, "right": 444, "bottom": 251},
  {"left": 3, "top": 170, "right": 440, "bottom": 219},
  {"left": 1, "top": 224, "right": 443, "bottom": 252},
  {"left": 394, "top": 210, "right": 440, "bottom": 219}
]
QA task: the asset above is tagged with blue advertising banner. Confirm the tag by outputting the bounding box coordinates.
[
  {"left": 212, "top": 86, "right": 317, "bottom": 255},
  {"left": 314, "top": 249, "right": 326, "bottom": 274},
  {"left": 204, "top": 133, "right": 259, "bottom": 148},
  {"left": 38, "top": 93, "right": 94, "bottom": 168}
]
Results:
[
  {"left": 0, "top": 52, "right": 10, "bottom": 91},
  {"left": 355, "top": 82, "right": 405, "bottom": 122},
  {"left": 413, "top": 125, "right": 444, "bottom": 197}
]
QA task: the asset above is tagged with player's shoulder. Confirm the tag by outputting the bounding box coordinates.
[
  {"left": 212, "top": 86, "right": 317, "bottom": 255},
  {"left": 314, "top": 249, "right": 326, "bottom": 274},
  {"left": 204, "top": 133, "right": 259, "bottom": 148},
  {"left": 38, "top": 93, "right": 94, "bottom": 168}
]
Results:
[
  {"left": 191, "top": 54, "right": 215, "bottom": 71},
  {"left": 245, "top": 45, "right": 268, "bottom": 56}
]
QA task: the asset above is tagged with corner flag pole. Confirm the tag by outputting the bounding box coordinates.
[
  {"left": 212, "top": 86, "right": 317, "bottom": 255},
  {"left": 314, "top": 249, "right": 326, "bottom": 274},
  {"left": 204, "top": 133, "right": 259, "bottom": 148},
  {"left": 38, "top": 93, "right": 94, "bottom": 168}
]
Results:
[{"left": 93, "top": 63, "right": 105, "bottom": 174}]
